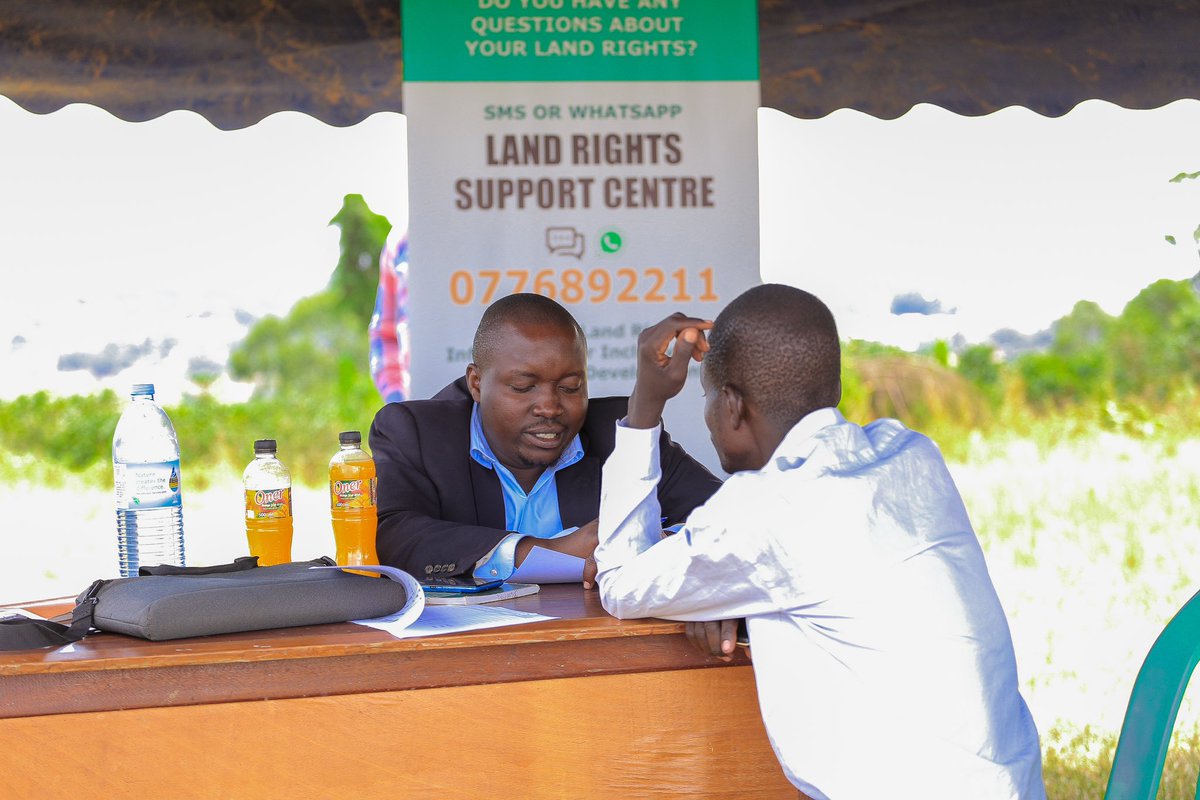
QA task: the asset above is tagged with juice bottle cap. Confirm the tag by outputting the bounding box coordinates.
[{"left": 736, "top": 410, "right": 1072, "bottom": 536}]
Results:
[
  {"left": 254, "top": 439, "right": 278, "bottom": 454},
  {"left": 339, "top": 430, "right": 362, "bottom": 445}
]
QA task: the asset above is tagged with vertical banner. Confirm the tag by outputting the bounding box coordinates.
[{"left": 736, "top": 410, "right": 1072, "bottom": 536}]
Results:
[{"left": 403, "top": 0, "right": 759, "bottom": 472}]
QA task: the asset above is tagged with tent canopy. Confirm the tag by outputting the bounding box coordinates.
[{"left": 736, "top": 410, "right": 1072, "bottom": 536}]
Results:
[{"left": 2, "top": 0, "right": 1197, "bottom": 130}]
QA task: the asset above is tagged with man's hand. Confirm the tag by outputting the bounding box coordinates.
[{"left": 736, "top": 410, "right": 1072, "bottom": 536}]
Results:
[
  {"left": 684, "top": 619, "right": 740, "bottom": 661},
  {"left": 514, "top": 519, "right": 600, "bottom": 588},
  {"left": 626, "top": 313, "right": 713, "bottom": 429}
]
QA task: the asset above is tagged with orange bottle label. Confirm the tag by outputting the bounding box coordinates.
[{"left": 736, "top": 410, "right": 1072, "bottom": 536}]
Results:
[
  {"left": 331, "top": 477, "right": 377, "bottom": 509},
  {"left": 245, "top": 487, "right": 292, "bottom": 520}
]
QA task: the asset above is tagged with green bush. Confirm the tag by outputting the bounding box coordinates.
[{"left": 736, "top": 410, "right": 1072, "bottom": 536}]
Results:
[
  {"left": 0, "top": 390, "right": 121, "bottom": 478},
  {"left": 0, "top": 385, "right": 383, "bottom": 488}
]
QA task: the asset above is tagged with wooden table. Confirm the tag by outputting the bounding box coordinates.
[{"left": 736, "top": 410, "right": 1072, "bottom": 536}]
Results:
[{"left": 0, "top": 585, "right": 797, "bottom": 799}]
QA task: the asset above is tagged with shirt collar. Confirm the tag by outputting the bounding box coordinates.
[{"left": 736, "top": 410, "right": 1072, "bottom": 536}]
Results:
[
  {"left": 766, "top": 407, "right": 845, "bottom": 471},
  {"left": 469, "top": 403, "right": 584, "bottom": 473}
]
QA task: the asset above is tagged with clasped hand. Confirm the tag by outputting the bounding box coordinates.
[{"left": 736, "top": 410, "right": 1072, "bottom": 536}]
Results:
[
  {"left": 514, "top": 519, "right": 599, "bottom": 588},
  {"left": 626, "top": 312, "right": 713, "bottom": 429}
]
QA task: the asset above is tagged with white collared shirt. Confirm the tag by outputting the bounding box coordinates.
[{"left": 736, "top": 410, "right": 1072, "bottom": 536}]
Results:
[{"left": 596, "top": 408, "right": 1046, "bottom": 800}]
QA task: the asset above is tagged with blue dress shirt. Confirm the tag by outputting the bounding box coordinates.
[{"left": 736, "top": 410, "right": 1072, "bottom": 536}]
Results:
[{"left": 469, "top": 404, "right": 584, "bottom": 579}]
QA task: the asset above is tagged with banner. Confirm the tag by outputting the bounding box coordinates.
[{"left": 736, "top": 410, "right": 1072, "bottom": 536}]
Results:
[{"left": 403, "top": 0, "right": 759, "bottom": 471}]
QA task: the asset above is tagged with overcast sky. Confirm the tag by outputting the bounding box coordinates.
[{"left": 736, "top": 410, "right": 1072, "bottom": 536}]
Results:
[
  {"left": 759, "top": 101, "right": 1200, "bottom": 350},
  {"left": 0, "top": 96, "right": 1197, "bottom": 402}
]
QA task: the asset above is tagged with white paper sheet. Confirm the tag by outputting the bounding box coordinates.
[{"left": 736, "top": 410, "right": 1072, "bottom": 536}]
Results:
[
  {"left": 309, "top": 564, "right": 425, "bottom": 630},
  {"left": 0, "top": 607, "right": 41, "bottom": 622},
  {"left": 509, "top": 545, "right": 585, "bottom": 584},
  {"left": 355, "top": 604, "right": 556, "bottom": 639},
  {"left": 310, "top": 564, "right": 556, "bottom": 639}
]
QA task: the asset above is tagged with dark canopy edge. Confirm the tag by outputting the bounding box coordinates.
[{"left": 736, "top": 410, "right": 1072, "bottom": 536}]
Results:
[{"left": 0, "top": 0, "right": 1197, "bottom": 129}]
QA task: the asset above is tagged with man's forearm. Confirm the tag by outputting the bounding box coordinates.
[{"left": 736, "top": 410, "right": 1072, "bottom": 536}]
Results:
[
  {"left": 595, "top": 422, "right": 665, "bottom": 603},
  {"left": 625, "top": 389, "right": 666, "bottom": 430}
]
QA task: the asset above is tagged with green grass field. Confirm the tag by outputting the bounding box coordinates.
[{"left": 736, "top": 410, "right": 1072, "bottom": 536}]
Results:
[{"left": 947, "top": 426, "right": 1200, "bottom": 798}]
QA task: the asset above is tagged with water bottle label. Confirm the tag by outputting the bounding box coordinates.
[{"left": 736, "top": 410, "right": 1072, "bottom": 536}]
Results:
[
  {"left": 246, "top": 488, "right": 292, "bottom": 520},
  {"left": 114, "top": 460, "right": 183, "bottom": 509},
  {"left": 331, "top": 477, "right": 377, "bottom": 509}
]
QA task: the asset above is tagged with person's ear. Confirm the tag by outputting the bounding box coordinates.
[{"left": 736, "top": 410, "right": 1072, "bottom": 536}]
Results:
[
  {"left": 722, "top": 385, "right": 747, "bottom": 430},
  {"left": 466, "top": 363, "right": 483, "bottom": 403}
]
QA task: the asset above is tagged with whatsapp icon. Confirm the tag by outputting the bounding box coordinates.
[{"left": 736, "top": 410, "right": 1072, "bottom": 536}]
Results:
[{"left": 598, "top": 229, "right": 623, "bottom": 255}]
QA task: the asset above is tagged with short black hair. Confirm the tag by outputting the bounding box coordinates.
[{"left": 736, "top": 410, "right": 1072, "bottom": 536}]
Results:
[
  {"left": 472, "top": 293, "right": 587, "bottom": 368},
  {"left": 705, "top": 284, "right": 841, "bottom": 427}
]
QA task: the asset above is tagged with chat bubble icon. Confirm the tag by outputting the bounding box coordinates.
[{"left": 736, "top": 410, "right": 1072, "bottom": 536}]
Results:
[{"left": 546, "top": 226, "right": 585, "bottom": 259}]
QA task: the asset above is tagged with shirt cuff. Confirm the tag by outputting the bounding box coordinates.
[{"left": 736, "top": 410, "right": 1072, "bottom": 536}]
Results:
[
  {"left": 613, "top": 418, "right": 663, "bottom": 481},
  {"left": 473, "top": 527, "right": 579, "bottom": 580},
  {"left": 474, "top": 532, "right": 523, "bottom": 580}
]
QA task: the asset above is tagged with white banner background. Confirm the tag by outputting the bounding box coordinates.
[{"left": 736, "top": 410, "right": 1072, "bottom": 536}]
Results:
[{"left": 406, "top": 80, "right": 759, "bottom": 472}]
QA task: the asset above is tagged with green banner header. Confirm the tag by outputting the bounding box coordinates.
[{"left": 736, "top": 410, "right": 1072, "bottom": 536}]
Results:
[{"left": 403, "top": 0, "right": 758, "bottom": 82}]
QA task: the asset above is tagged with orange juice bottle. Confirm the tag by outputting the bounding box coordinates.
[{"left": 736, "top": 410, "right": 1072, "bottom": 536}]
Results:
[
  {"left": 329, "top": 430, "right": 379, "bottom": 568},
  {"left": 243, "top": 439, "right": 293, "bottom": 566}
]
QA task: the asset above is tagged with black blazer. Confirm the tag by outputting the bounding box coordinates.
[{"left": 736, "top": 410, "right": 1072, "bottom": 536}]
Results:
[{"left": 369, "top": 378, "right": 722, "bottom": 577}]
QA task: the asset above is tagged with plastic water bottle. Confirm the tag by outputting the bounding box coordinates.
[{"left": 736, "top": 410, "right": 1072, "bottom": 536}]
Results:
[{"left": 112, "top": 383, "right": 185, "bottom": 577}]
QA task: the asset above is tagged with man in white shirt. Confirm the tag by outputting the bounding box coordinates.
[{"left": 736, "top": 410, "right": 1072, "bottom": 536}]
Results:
[{"left": 594, "top": 285, "right": 1046, "bottom": 799}]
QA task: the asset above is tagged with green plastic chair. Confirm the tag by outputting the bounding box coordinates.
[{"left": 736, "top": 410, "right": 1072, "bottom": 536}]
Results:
[{"left": 1105, "top": 589, "right": 1200, "bottom": 800}]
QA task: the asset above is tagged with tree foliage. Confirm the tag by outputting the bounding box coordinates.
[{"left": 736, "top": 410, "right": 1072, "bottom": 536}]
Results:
[
  {"left": 0, "top": 194, "right": 396, "bottom": 485},
  {"left": 229, "top": 193, "right": 391, "bottom": 403},
  {"left": 1164, "top": 168, "right": 1200, "bottom": 247},
  {"left": 957, "top": 344, "right": 1002, "bottom": 405},
  {"left": 1012, "top": 280, "right": 1200, "bottom": 408},
  {"left": 0, "top": 390, "right": 120, "bottom": 473},
  {"left": 6, "top": 204, "right": 1200, "bottom": 486},
  {"left": 328, "top": 193, "right": 392, "bottom": 317},
  {"left": 217, "top": 193, "right": 392, "bottom": 476}
]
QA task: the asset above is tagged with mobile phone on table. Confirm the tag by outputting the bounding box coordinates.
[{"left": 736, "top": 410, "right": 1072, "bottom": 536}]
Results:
[{"left": 419, "top": 575, "right": 504, "bottom": 594}]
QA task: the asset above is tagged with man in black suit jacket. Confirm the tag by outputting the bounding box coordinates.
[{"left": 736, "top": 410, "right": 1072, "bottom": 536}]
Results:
[{"left": 369, "top": 294, "right": 721, "bottom": 582}]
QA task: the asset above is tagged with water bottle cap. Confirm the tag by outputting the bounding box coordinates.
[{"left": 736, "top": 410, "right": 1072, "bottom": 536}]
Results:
[
  {"left": 254, "top": 439, "right": 278, "bottom": 454},
  {"left": 130, "top": 383, "right": 155, "bottom": 397},
  {"left": 339, "top": 430, "right": 362, "bottom": 445}
]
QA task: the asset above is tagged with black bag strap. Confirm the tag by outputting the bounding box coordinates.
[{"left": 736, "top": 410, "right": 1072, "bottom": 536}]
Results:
[
  {"left": 139, "top": 556, "right": 260, "bottom": 576},
  {"left": 0, "top": 579, "right": 105, "bottom": 651}
]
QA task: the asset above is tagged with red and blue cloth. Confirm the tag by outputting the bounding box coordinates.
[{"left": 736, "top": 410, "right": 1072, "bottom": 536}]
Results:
[{"left": 368, "top": 232, "right": 411, "bottom": 404}]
